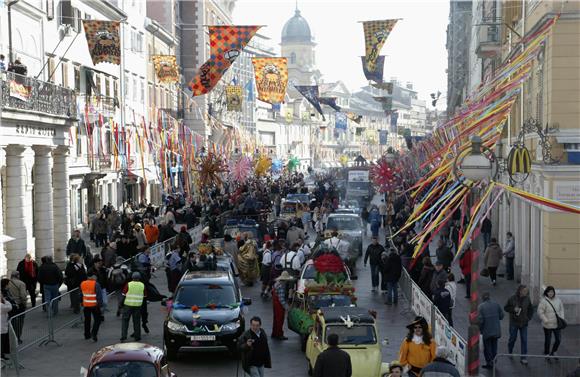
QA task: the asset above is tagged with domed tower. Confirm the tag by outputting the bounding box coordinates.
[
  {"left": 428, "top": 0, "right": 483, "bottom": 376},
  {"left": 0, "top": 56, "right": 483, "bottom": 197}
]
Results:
[{"left": 281, "top": 7, "right": 320, "bottom": 90}]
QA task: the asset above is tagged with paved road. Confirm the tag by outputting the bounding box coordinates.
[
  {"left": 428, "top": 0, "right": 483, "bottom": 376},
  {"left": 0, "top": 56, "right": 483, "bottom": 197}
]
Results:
[{"left": 5, "top": 207, "right": 580, "bottom": 376}]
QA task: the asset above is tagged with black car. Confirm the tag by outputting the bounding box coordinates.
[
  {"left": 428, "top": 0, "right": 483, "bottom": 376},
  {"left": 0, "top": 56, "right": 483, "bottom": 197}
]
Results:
[{"left": 163, "top": 271, "right": 251, "bottom": 359}]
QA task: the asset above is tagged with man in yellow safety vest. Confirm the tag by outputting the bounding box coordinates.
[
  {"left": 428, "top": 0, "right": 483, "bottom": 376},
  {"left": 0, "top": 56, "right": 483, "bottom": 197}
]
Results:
[
  {"left": 80, "top": 273, "right": 103, "bottom": 341},
  {"left": 120, "top": 272, "right": 146, "bottom": 342}
]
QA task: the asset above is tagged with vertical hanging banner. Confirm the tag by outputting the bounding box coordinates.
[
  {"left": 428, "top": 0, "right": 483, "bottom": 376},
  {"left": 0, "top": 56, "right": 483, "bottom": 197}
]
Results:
[
  {"left": 362, "top": 19, "right": 398, "bottom": 72},
  {"left": 252, "top": 57, "right": 288, "bottom": 104},
  {"left": 335, "top": 112, "right": 348, "bottom": 130},
  {"left": 371, "top": 81, "right": 393, "bottom": 94},
  {"left": 294, "top": 85, "right": 325, "bottom": 121},
  {"left": 83, "top": 20, "right": 121, "bottom": 65},
  {"left": 152, "top": 55, "right": 179, "bottom": 84},
  {"left": 390, "top": 110, "right": 399, "bottom": 132},
  {"left": 226, "top": 85, "right": 243, "bottom": 111},
  {"left": 319, "top": 97, "right": 342, "bottom": 112},
  {"left": 285, "top": 108, "right": 294, "bottom": 123},
  {"left": 361, "top": 55, "right": 385, "bottom": 82},
  {"left": 189, "top": 25, "right": 261, "bottom": 96},
  {"left": 379, "top": 130, "right": 388, "bottom": 145}
]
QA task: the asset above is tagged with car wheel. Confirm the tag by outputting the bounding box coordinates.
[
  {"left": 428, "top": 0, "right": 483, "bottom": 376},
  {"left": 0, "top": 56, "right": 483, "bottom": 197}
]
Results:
[{"left": 164, "top": 341, "right": 179, "bottom": 361}]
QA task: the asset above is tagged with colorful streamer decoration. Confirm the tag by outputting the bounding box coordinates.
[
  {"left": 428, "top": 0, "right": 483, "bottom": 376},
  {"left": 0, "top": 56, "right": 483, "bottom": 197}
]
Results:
[
  {"left": 294, "top": 85, "right": 325, "bottom": 121},
  {"left": 189, "top": 25, "right": 261, "bottom": 96},
  {"left": 230, "top": 156, "right": 253, "bottom": 184},
  {"left": 361, "top": 55, "right": 385, "bottom": 82},
  {"left": 196, "top": 153, "right": 228, "bottom": 188},
  {"left": 226, "top": 85, "right": 243, "bottom": 112},
  {"left": 152, "top": 55, "right": 179, "bottom": 84},
  {"left": 83, "top": 20, "right": 121, "bottom": 65},
  {"left": 371, "top": 156, "right": 400, "bottom": 193},
  {"left": 252, "top": 57, "right": 288, "bottom": 104},
  {"left": 362, "top": 19, "right": 398, "bottom": 72}
]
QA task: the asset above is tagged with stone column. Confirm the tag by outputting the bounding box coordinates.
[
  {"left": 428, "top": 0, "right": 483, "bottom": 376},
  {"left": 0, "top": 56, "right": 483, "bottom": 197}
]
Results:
[
  {"left": 5, "top": 145, "right": 29, "bottom": 272},
  {"left": 53, "top": 146, "right": 70, "bottom": 263},
  {"left": 32, "top": 145, "right": 54, "bottom": 259}
]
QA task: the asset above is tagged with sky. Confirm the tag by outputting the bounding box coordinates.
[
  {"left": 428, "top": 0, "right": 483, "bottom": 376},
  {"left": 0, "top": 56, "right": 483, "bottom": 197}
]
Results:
[{"left": 233, "top": 0, "right": 450, "bottom": 108}]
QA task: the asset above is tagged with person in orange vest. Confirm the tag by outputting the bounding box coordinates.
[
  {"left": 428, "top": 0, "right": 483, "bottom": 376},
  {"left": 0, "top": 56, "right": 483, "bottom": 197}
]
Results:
[{"left": 80, "top": 273, "right": 103, "bottom": 342}]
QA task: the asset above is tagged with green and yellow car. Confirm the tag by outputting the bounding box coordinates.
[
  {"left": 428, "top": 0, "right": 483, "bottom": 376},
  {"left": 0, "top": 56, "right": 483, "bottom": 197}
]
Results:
[{"left": 305, "top": 307, "right": 390, "bottom": 377}]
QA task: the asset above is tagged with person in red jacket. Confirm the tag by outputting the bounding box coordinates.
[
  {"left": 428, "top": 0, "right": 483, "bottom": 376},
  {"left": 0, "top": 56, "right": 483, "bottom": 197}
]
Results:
[{"left": 459, "top": 246, "right": 474, "bottom": 299}]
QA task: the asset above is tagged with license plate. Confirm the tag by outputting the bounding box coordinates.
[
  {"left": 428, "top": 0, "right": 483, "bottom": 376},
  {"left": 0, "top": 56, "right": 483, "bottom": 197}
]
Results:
[{"left": 190, "top": 335, "right": 216, "bottom": 341}]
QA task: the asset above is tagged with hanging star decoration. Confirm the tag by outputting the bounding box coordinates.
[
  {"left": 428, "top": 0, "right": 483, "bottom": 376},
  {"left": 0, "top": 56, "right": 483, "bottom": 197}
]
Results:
[
  {"left": 287, "top": 156, "right": 300, "bottom": 172},
  {"left": 370, "top": 156, "right": 400, "bottom": 193},
  {"left": 196, "top": 153, "right": 227, "bottom": 188},
  {"left": 271, "top": 159, "right": 283, "bottom": 174},
  {"left": 231, "top": 156, "right": 254, "bottom": 184},
  {"left": 254, "top": 155, "right": 272, "bottom": 177}
]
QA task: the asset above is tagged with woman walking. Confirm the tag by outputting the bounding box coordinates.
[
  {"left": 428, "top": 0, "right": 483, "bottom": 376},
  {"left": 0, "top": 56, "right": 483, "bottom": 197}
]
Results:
[
  {"left": 537, "top": 286, "right": 565, "bottom": 359},
  {"left": 483, "top": 238, "right": 503, "bottom": 286}
]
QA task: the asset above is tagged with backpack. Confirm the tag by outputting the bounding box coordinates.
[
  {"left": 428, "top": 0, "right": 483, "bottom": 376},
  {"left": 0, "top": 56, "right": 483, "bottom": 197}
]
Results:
[
  {"left": 272, "top": 252, "right": 284, "bottom": 272},
  {"left": 108, "top": 266, "right": 126, "bottom": 288}
]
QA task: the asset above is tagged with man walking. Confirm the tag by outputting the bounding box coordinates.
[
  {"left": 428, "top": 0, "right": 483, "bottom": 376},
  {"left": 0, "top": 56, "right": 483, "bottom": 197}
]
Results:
[
  {"left": 382, "top": 248, "right": 402, "bottom": 305},
  {"left": 313, "top": 333, "right": 352, "bottom": 377},
  {"left": 503, "top": 232, "right": 515, "bottom": 280},
  {"left": 239, "top": 316, "right": 272, "bottom": 377},
  {"left": 66, "top": 230, "right": 87, "bottom": 258},
  {"left": 421, "top": 346, "right": 461, "bottom": 377},
  {"left": 481, "top": 217, "right": 492, "bottom": 250},
  {"left": 504, "top": 285, "right": 534, "bottom": 365},
  {"left": 478, "top": 292, "right": 504, "bottom": 369},
  {"left": 120, "top": 272, "right": 146, "bottom": 342},
  {"left": 80, "top": 273, "right": 103, "bottom": 342},
  {"left": 435, "top": 239, "right": 453, "bottom": 270},
  {"left": 37, "top": 256, "right": 63, "bottom": 315},
  {"left": 364, "top": 236, "right": 385, "bottom": 292}
]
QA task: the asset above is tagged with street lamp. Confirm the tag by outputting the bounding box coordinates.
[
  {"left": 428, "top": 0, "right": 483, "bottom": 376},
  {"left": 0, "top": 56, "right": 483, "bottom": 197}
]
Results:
[{"left": 453, "top": 135, "right": 498, "bottom": 377}]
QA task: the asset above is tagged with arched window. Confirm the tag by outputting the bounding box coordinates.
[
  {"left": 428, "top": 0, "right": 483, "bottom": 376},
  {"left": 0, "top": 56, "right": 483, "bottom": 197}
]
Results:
[{"left": 290, "top": 52, "right": 296, "bottom": 64}]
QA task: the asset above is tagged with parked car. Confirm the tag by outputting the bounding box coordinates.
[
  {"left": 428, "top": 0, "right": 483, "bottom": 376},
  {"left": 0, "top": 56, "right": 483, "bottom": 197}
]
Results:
[
  {"left": 84, "top": 343, "right": 176, "bottom": 377},
  {"left": 163, "top": 271, "right": 251, "bottom": 359},
  {"left": 305, "top": 307, "right": 390, "bottom": 377}
]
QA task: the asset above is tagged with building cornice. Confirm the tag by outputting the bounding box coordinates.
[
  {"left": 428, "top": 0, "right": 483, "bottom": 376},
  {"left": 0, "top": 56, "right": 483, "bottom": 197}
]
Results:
[
  {"left": 78, "top": 0, "right": 127, "bottom": 20},
  {"left": 144, "top": 18, "right": 178, "bottom": 47}
]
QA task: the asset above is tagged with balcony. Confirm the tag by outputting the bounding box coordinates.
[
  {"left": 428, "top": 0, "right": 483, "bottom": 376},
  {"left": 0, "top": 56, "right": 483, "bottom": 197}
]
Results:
[
  {"left": 476, "top": 24, "right": 501, "bottom": 58},
  {"left": 78, "top": 94, "right": 118, "bottom": 118},
  {"left": 0, "top": 71, "right": 77, "bottom": 118}
]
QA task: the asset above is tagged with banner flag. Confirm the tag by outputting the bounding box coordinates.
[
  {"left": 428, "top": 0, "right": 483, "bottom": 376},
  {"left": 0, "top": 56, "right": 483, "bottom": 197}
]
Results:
[
  {"left": 335, "top": 112, "right": 348, "bottom": 130},
  {"left": 379, "top": 130, "right": 388, "bottom": 145},
  {"left": 363, "top": 19, "right": 398, "bottom": 72},
  {"left": 226, "top": 85, "right": 243, "bottom": 111},
  {"left": 152, "top": 55, "right": 179, "bottom": 84},
  {"left": 285, "top": 108, "right": 293, "bottom": 123},
  {"left": 9, "top": 80, "right": 31, "bottom": 101},
  {"left": 390, "top": 110, "right": 399, "bottom": 132},
  {"left": 252, "top": 57, "right": 288, "bottom": 104},
  {"left": 319, "top": 97, "right": 342, "bottom": 112},
  {"left": 346, "top": 112, "right": 363, "bottom": 124},
  {"left": 83, "top": 20, "right": 121, "bottom": 65},
  {"left": 189, "top": 25, "right": 261, "bottom": 96},
  {"left": 361, "top": 55, "right": 385, "bottom": 82},
  {"left": 295, "top": 85, "right": 325, "bottom": 121},
  {"left": 245, "top": 80, "right": 255, "bottom": 101},
  {"left": 371, "top": 81, "right": 393, "bottom": 94}
]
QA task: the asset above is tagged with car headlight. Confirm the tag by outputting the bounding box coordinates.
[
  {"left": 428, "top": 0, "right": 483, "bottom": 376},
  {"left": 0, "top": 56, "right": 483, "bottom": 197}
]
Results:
[
  {"left": 167, "top": 319, "right": 188, "bottom": 333},
  {"left": 222, "top": 320, "right": 241, "bottom": 332}
]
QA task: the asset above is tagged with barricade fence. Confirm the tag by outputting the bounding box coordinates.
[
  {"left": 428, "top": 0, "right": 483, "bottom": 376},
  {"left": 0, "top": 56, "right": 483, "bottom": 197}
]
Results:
[
  {"left": 493, "top": 354, "right": 580, "bottom": 377},
  {"left": 400, "top": 267, "right": 468, "bottom": 376}
]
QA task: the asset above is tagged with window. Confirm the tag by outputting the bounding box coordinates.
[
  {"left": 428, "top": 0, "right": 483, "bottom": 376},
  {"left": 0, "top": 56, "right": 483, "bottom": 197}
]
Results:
[
  {"left": 132, "top": 76, "right": 137, "bottom": 102},
  {"left": 290, "top": 52, "right": 296, "bottom": 64},
  {"left": 95, "top": 74, "right": 101, "bottom": 95},
  {"left": 46, "top": 0, "right": 54, "bottom": 20},
  {"left": 140, "top": 80, "right": 145, "bottom": 103},
  {"left": 47, "top": 56, "right": 55, "bottom": 82},
  {"left": 72, "top": 7, "right": 81, "bottom": 32},
  {"left": 61, "top": 61, "right": 69, "bottom": 87},
  {"left": 104, "top": 77, "right": 110, "bottom": 97},
  {"left": 76, "top": 128, "right": 82, "bottom": 157},
  {"left": 58, "top": 0, "right": 72, "bottom": 26},
  {"left": 113, "top": 80, "right": 119, "bottom": 99},
  {"left": 124, "top": 75, "right": 129, "bottom": 99},
  {"left": 131, "top": 30, "right": 143, "bottom": 53},
  {"left": 105, "top": 130, "right": 112, "bottom": 154}
]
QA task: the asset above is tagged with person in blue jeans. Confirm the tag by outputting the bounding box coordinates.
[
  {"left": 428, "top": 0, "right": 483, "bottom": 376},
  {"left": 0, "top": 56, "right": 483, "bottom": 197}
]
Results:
[
  {"left": 37, "top": 256, "right": 64, "bottom": 316},
  {"left": 364, "top": 237, "right": 385, "bottom": 292},
  {"left": 504, "top": 285, "right": 534, "bottom": 365},
  {"left": 381, "top": 248, "right": 402, "bottom": 305}
]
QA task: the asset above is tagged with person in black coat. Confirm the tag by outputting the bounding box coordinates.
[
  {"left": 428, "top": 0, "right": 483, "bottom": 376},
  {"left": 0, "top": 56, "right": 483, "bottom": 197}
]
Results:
[
  {"left": 64, "top": 254, "right": 87, "bottom": 314},
  {"left": 313, "top": 333, "right": 352, "bottom": 377},
  {"left": 16, "top": 254, "right": 39, "bottom": 307},
  {"left": 66, "top": 230, "right": 87, "bottom": 258},
  {"left": 364, "top": 237, "right": 385, "bottom": 292},
  {"left": 238, "top": 317, "right": 272, "bottom": 375},
  {"left": 382, "top": 249, "right": 403, "bottom": 305},
  {"left": 37, "top": 256, "right": 63, "bottom": 315}
]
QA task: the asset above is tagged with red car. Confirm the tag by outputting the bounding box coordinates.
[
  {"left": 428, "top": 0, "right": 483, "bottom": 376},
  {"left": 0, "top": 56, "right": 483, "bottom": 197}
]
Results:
[{"left": 86, "top": 343, "right": 177, "bottom": 377}]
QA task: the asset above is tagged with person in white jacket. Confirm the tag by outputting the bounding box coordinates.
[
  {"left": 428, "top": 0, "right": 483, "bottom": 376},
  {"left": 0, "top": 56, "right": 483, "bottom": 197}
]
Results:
[
  {"left": 537, "top": 286, "right": 565, "bottom": 357},
  {"left": 1, "top": 293, "right": 13, "bottom": 360}
]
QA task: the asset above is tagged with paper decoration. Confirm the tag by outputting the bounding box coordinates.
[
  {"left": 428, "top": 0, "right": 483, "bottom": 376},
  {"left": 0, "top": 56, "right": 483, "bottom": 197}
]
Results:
[
  {"left": 254, "top": 155, "right": 272, "bottom": 177},
  {"left": 362, "top": 19, "right": 398, "bottom": 72},
  {"left": 230, "top": 156, "right": 253, "bottom": 184},
  {"left": 189, "top": 26, "right": 261, "bottom": 96},
  {"left": 226, "top": 85, "right": 243, "bottom": 112},
  {"left": 196, "top": 153, "right": 228, "bottom": 188},
  {"left": 83, "top": 20, "right": 121, "bottom": 65},
  {"left": 152, "top": 55, "right": 179, "bottom": 84},
  {"left": 295, "top": 85, "right": 326, "bottom": 121},
  {"left": 287, "top": 156, "right": 300, "bottom": 172},
  {"left": 252, "top": 57, "right": 288, "bottom": 104},
  {"left": 361, "top": 55, "right": 385, "bottom": 82},
  {"left": 370, "top": 156, "right": 400, "bottom": 193}
]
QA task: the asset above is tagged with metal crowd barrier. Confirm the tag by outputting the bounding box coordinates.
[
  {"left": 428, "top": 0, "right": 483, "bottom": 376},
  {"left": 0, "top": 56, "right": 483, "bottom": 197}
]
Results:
[
  {"left": 492, "top": 354, "right": 580, "bottom": 377},
  {"left": 8, "top": 302, "right": 53, "bottom": 353}
]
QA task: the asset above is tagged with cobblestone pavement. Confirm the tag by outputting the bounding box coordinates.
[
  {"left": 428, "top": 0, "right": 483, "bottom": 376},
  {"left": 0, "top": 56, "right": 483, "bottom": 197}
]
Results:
[{"left": 4, "top": 213, "right": 579, "bottom": 377}]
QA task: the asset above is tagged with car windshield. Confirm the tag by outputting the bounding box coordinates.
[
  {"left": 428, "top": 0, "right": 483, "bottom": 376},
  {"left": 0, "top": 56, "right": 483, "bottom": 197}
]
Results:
[
  {"left": 347, "top": 181, "right": 369, "bottom": 190},
  {"left": 326, "top": 325, "right": 377, "bottom": 345},
  {"left": 89, "top": 361, "right": 157, "bottom": 377},
  {"left": 327, "top": 217, "right": 361, "bottom": 231},
  {"left": 174, "top": 284, "right": 237, "bottom": 307},
  {"left": 308, "top": 294, "right": 353, "bottom": 309}
]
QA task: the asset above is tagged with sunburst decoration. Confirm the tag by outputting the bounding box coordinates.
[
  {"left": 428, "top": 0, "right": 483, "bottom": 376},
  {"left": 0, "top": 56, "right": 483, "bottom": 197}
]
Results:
[
  {"left": 230, "top": 156, "right": 253, "bottom": 184},
  {"left": 254, "top": 155, "right": 272, "bottom": 177},
  {"left": 271, "top": 159, "right": 283, "bottom": 174},
  {"left": 287, "top": 156, "right": 300, "bottom": 172},
  {"left": 370, "top": 156, "right": 400, "bottom": 193},
  {"left": 196, "top": 153, "right": 228, "bottom": 188}
]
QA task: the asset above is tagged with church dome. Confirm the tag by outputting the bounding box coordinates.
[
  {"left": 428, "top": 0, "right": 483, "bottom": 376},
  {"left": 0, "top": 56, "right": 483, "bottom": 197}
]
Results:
[{"left": 281, "top": 9, "right": 313, "bottom": 44}]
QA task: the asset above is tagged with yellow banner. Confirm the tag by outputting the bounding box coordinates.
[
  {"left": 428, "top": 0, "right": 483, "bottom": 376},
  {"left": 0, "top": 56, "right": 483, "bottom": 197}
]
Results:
[
  {"left": 152, "top": 55, "right": 179, "bottom": 84},
  {"left": 363, "top": 19, "right": 398, "bottom": 72},
  {"left": 285, "top": 108, "right": 293, "bottom": 123},
  {"left": 83, "top": 20, "right": 121, "bottom": 65},
  {"left": 252, "top": 57, "right": 288, "bottom": 104},
  {"left": 226, "top": 85, "right": 243, "bottom": 112}
]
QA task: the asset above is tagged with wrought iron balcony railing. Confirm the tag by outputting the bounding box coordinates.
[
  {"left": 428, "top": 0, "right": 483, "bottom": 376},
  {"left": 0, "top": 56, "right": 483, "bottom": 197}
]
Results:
[{"left": 1, "top": 71, "right": 77, "bottom": 118}]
